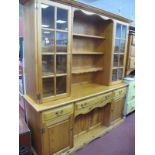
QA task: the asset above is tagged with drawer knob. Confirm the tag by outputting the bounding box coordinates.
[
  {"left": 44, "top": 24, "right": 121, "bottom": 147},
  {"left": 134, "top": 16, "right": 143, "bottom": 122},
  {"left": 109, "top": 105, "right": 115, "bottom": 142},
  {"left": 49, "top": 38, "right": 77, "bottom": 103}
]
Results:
[
  {"left": 132, "top": 96, "right": 135, "bottom": 99},
  {"left": 81, "top": 104, "right": 84, "bottom": 108}
]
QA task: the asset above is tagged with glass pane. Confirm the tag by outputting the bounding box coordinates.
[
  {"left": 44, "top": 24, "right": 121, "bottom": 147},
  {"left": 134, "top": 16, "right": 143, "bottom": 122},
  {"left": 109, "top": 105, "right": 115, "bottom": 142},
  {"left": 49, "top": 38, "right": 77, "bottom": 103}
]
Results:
[
  {"left": 113, "top": 54, "right": 119, "bottom": 67},
  {"left": 42, "top": 30, "right": 54, "bottom": 53},
  {"left": 112, "top": 69, "right": 117, "bottom": 81},
  {"left": 118, "top": 68, "right": 123, "bottom": 80},
  {"left": 41, "top": 4, "right": 54, "bottom": 29},
  {"left": 116, "top": 23, "right": 121, "bottom": 38},
  {"left": 120, "top": 40, "right": 125, "bottom": 53},
  {"left": 56, "top": 76, "right": 66, "bottom": 94},
  {"left": 42, "top": 55, "right": 54, "bottom": 76},
  {"left": 57, "top": 8, "right": 68, "bottom": 30},
  {"left": 56, "top": 32, "right": 68, "bottom": 53},
  {"left": 119, "top": 55, "right": 124, "bottom": 67},
  {"left": 42, "top": 78, "right": 54, "bottom": 97},
  {"left": 122, "top": 25, "right": 127, "bottom": 39},
  {"left": 56, "top": 55, "right": 67, "bottom": 74},
  {"left": 114, "top": 39, "right": 120, "bottom": 53}
]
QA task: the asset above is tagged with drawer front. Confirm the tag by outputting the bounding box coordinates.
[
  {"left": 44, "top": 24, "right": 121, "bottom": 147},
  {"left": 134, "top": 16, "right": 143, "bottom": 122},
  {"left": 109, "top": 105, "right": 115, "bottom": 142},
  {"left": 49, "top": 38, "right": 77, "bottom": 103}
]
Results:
[
  {"left": 96, "top": 92, "right": 112, "bottom": 107},
  {"left": 127, "top": 93, "right": 135, "bottom": 101},
  {"left": 75, "top": 92, "right": 112, "bottom": 116},
  {"left": 113, "top": 87, "right": 127, "bottom": 100},
  {"left": 42, "top": 104, "right": 73, "bottom": 123},
  {"left": 127, "top": 101, "right": 135, "bottom": 114},
  {"left": 75, "top": 97, "right": 96, "bottom": 110},
  {"left": 128, "top": 83, "right": 135, "bottom": 93}
]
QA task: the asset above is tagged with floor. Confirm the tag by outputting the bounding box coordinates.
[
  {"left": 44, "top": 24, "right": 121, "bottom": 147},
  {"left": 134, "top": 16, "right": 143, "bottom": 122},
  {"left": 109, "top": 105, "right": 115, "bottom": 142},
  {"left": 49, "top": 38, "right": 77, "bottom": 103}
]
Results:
[{"left": 74, "top": 112, "right": 135, "bottom": 155}]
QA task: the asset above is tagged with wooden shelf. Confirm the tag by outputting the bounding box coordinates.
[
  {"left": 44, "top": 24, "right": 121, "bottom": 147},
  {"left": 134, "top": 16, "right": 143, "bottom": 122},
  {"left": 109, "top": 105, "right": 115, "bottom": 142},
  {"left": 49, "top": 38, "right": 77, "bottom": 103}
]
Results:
[
  {"left": 56, "top": 52, "right": 68, "bottom": 55},
  {"left": 112, "top": 67, "right": 124, "bottom": 70},
  {"left": 56, "top": 73, "right": 67, "bottom": 77},
  {"left": 72, "top": 67, "right": 103, "bottom": 74},
  {"left": 114, "top": 53, "right": 124, "bottom": 55},
  {"left": 42, "top": 73, "right": 54, "bottom": 78},
  {"left": 73, "top": 33, "right": 105, "bottom": 39},
  {"left": 42, "top": 52, "right": 54, "bottom": 55},
  {"left": 74, "top": 125, "right": 107, "bottom": 147},
  {"left": 72, "top": 52, "right": 104, "bottom": 55},
  {"left": 41, "top": 28, "right": 68, "bottom": 33}
]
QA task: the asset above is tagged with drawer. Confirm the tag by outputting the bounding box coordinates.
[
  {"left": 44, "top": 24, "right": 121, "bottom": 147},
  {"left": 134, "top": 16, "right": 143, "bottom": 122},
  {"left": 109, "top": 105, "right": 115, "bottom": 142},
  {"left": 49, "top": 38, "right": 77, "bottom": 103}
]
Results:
[
  {"left": 127, "top": 93, "right": 135, "bottom": 101},
  {"left": 75, "top": 92, "right": 112, "bottom": 116},
  {"left": 96, "top": 92, "right": 112, "bottom": 107},
  {"left": 98, "top": 92, "right": 112, "bottom": 102},
  {"left": 128, "top": 82, "right": 135, "bottom": 92},
  {"left": 127, "top": 99, "right": 135, "bottom": 107},
  {"left": 113, "top": 87, "right": 127, "bottom": 99},
  {"left": 127, "top": 102, "right": 135, "bottom": 114},
  {"left": 42, "top": 104, "right": 73, "bottom": 123},
  {"left": 75, "top": 104, "right": 95, "bottom": 117},
  {"left": 75, "top": 97, "right": 98, "bottom": 110}
]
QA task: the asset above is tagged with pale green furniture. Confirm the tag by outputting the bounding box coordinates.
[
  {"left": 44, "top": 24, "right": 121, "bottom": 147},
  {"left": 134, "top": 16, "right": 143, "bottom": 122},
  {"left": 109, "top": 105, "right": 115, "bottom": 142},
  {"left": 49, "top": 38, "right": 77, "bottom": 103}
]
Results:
[{"left": 124, "top": 77, "right": 135, "bottom": 115}]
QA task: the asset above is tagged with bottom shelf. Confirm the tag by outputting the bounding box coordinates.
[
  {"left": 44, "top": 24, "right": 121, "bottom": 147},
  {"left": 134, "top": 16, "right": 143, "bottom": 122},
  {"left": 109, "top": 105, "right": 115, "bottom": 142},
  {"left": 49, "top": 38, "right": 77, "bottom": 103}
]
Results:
[
  {"left": 64, "top": 118, "right": 124, "bottom": 155},
  {"left": 74, "top": 125, "right": 107, "bottom": 147}
]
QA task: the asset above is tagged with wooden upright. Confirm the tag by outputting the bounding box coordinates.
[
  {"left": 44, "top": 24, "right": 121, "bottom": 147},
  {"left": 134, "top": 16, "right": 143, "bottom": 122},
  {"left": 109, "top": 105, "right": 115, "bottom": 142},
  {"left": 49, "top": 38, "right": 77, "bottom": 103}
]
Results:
[{"left": 21, "top": 0, "right": 132, "bottom": 154}]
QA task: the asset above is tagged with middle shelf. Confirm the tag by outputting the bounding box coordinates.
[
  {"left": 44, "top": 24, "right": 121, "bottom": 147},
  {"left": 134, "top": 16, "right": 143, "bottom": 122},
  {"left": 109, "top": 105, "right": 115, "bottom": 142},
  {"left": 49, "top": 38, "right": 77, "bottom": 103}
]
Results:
[
  {"left": 72, "top": 67, "right": 103, "bottom": 74},
  {"left": 72, "top": 52, "right": 104, "bottom": 55},
  {"left": 73, "top": 33, "right": 105, "bottom": 39}
]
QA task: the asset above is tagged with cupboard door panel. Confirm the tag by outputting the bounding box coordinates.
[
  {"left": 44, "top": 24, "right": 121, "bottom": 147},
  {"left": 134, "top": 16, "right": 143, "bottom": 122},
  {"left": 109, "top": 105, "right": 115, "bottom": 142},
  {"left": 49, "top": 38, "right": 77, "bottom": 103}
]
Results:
[
  {"left": 42, "top": 30, "right": 54, "bottom": 53},
  {"left": 56, "top": 32, "right": 68, "bottom": 53},
  {"left": 111, "top": 97, "right": 125, "bottom": 122},
  {"left": 56, "top": 76, "right": 66, "bottom": 94},
  {"left": 112, "top": 69, "right": 117, "bottom": 81},
  {"left": 42, "top": 78, "right": 54, "bottom": 97},
  {"left": 42, "top": 55, "right": 54, "bottom": 76},
  {"left": 47, "top": 119, "right": 72, "bottom": 154},
  {"left": 41, "top": 5, "right": 55, "bottom": 29},
  {"left": 57, "top": 8, "right": 68, "bottom": 30}
]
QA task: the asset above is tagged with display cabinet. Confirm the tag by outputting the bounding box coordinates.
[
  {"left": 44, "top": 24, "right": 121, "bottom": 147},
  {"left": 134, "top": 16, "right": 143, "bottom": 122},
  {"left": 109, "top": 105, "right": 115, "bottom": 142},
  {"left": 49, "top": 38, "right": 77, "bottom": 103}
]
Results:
[
  {"left": 21, "top": 0, "right": 131, "bottom": 154},
  {"left": 23, "top": 0, "right": 71, "bottom": 103}
]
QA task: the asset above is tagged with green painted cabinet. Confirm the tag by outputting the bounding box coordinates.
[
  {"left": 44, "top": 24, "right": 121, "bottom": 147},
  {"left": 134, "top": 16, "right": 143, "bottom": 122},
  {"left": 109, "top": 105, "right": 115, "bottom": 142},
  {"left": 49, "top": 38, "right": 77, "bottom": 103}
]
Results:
[{"left": 123, "top": 77, "right": 135, "bottom": 115}]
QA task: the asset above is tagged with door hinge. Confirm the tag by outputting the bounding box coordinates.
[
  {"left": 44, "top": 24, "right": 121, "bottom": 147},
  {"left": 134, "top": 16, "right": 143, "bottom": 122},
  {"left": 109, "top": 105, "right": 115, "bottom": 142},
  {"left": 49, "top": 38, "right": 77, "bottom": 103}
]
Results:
[
  {"left": 37, "top": 94, "right": 41, "bottom": 100},
  {"left": 40, "top": 128, "right": 45, "bottom": 134}
]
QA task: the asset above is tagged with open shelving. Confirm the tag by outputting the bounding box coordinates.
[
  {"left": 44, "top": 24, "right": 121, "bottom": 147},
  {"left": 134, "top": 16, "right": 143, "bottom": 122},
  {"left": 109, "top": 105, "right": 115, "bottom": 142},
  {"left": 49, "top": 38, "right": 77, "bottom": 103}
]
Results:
[
  {"left": 72, "top": 9, "right": 113, "bottom": 86},
  {"left": 72, "top": 67, "right": 103, "bottom": 74},
  {"left": 72, "top": 52, "right": 104, "bottom": 55},
  {"left": 73, "top": 33, "right": 105, "bottom": 39}
]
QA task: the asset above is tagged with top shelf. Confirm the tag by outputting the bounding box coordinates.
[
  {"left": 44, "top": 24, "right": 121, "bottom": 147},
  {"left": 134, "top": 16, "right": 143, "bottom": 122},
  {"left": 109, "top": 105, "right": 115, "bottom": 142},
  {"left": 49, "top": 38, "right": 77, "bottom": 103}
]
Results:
[{"left": 73, "top": 33, "right": 105, "bottom": 39}]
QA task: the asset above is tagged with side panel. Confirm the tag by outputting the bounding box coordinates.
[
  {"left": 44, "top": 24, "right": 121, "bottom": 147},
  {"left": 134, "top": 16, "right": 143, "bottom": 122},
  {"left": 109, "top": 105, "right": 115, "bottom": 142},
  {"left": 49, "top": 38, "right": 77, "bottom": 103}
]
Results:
[
  {"left": 23, "top": 0, "right": 39, "bottom": 101},
  {"left": 25, "top": 101, "right": 43, "bottom": 155}
]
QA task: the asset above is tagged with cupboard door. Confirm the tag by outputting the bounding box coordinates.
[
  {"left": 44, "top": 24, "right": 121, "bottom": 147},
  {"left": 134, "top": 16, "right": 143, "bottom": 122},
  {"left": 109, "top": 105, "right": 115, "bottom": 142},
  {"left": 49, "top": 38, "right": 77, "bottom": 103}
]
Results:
[
  {"left": 111, "top": 23, "right": 127, "bottom": 83},
  {"left": 39, "top": 1, "right": 71, "bottom": 101},
  {"left": 111, "top": 97, "right": 125, "bottom": 122},
  {"left": 44, "top": 118, "right": 73, "bottom": 155}
]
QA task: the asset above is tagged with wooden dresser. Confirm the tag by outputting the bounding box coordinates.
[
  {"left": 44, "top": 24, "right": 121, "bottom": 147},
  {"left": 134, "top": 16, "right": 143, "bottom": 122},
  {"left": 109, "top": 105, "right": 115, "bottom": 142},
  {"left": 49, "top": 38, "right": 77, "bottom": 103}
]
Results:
[{"left": 20, "top": 0, "right": 132, "bottom": 154}]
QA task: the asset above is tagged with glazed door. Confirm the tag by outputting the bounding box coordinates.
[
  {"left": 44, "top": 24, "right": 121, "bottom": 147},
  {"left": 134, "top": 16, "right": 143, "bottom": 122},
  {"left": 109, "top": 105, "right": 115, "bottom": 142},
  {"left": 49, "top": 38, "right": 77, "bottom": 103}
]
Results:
[
  {"left": 112, "top": 23, "right": 128, "bottom": 83},
  {"left": 43, "top": 118, "right": 73, "bottom": 155},
  {"left": 111, "top": 97, "right": 125, "bottom": 122},
  {"left": 38, "top": 0, "right": 71, "bottom": 102}
]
